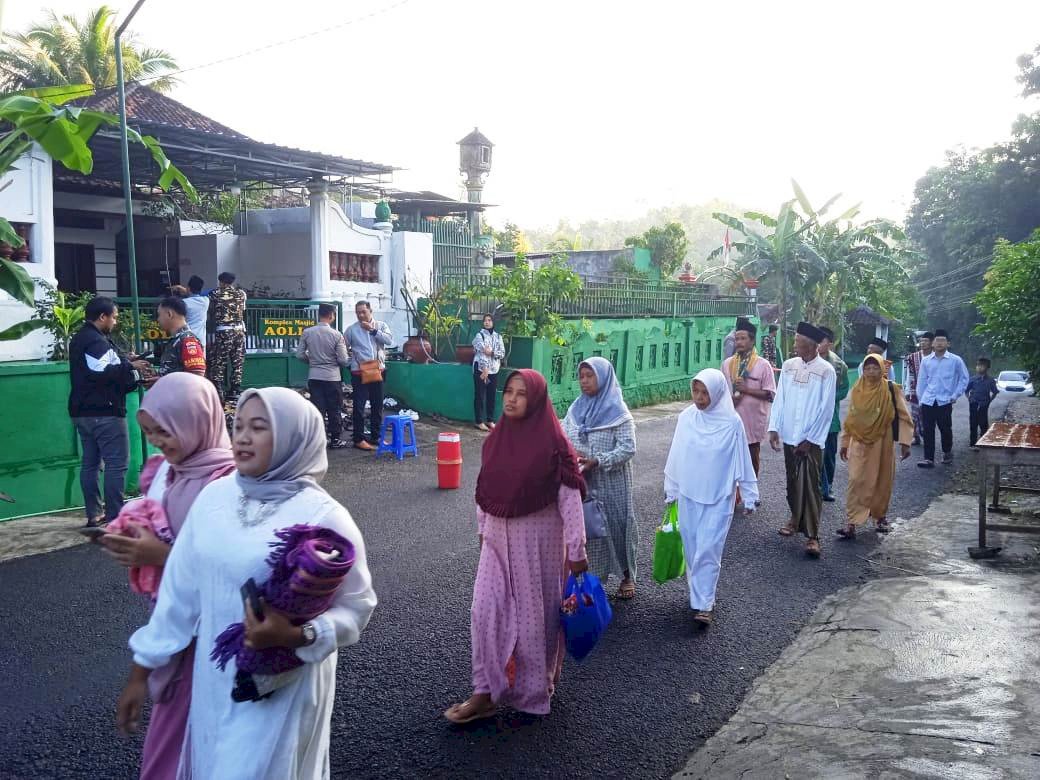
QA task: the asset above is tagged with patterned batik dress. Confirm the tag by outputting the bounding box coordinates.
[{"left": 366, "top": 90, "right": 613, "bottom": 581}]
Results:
[{"left": 563, "top": 418, "right": 638, "bottom": 583}]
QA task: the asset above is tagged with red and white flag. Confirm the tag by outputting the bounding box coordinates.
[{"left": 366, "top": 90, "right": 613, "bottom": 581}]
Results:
[{"left": 723, "top": 228, "right": 732, "bottom": 264}]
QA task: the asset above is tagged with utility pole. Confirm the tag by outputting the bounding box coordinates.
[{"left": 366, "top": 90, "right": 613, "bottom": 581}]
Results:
[{"left": 116, "top": 0, "right": 149, "bottom": 353}]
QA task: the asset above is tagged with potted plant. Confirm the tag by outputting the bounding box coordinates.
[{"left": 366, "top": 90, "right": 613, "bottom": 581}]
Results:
[
  {"left": 32, "top": 283, "right": 91, "bottom": 360},
  {"left": 467, "top": 252, "right": 586, "bottom": 364},
  {"left": 398, "top": 285, "right": 434, "bottom": 364}
]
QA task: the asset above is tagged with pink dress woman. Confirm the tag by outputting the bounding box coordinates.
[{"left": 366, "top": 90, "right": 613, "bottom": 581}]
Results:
[
  {"left": 112, "top": 373, "right": 235, "bottom": 779},
  {"left": 465, "top": 369, "right": 588, "bottom": 717}
]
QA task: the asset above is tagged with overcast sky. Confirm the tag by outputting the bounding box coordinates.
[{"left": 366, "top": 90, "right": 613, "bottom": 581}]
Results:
[{"left": 4, "top": 0, "right": 1040, "bottom": 229}]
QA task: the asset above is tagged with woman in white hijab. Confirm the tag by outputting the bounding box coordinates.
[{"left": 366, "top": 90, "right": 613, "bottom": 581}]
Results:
[
  {"left": 664, "top": 369, "right": 758, "bottom": 627},
  {"left": 117, "top": 388, "right": 377, "bottom": 779}
]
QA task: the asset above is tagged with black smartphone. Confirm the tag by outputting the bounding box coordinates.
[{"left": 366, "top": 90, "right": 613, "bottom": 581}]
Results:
[{"left": 240, "top": 578, "right": 264, "bottom": 619}]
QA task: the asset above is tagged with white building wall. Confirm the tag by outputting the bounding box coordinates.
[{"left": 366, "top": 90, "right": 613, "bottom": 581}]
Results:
[
  {"left": 178, "top": 233, "right": 236, "bottom": 291},
  {"left": 0, "top": 147, "right": 55, "bottom": 361},
  {"left": 230, "top": 234, "right": 311, "bottom": 298}
]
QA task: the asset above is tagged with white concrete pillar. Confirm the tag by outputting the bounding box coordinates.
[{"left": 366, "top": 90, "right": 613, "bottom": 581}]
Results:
[{"left": 307, "top": 180, "right": 332, "bottom": 300}]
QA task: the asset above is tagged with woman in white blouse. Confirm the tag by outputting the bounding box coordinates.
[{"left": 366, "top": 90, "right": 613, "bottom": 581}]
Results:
[
  {"left": 472, "top": 314, "right": 506, "bottom": 431},
  {"left": 116, "top": 387, "right": 377, "bottom": 779}
]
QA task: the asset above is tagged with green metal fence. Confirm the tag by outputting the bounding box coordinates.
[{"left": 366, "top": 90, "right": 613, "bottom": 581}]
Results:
[
  {"left": 446, "top": 273, "right": 757, "bottom": 320},
  {"left": 113, "top": 297, "right": 342, "bottom": 353}
]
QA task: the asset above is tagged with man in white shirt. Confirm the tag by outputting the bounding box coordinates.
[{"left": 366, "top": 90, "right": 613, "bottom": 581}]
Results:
[
  {"left": 768, "top": 321, "right": 837, "bottom": 558},
  {"left": 182, "top": 275, "right": 210, "bottom": 355},
  {"left": 915, "top": 328, "right": 970, "bottom": 468}
]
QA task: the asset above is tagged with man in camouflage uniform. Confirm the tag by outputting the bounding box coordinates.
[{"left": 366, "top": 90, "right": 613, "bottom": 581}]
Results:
[{"left": 207, "top": 271, "right": 247, "bottom": 402}]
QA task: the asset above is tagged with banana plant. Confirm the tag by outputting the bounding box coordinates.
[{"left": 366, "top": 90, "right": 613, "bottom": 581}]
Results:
[
  {"left": 703, "top": 198, "right": 827, "bottom": 352},
  {"left": 0, "top": 86, "right": 196, "bottom": 340}
]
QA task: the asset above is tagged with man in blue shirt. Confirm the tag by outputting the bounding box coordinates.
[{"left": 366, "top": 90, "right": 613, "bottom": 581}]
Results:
[
  {"left": 965, "top": 356, "right": 1000, "bottom": 448},
  {"left": 915, "top": 329, "right": 970, "bottom": 468}
]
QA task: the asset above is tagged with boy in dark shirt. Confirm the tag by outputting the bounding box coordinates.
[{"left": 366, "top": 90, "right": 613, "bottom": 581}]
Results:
[{"left": 966, "top": 357, "right": 1000, "bottom": 448}]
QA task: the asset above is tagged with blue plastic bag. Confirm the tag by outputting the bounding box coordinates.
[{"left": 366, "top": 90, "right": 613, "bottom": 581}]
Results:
[{"left": 560, "top": 572, "right": 612, "bottom": 661}]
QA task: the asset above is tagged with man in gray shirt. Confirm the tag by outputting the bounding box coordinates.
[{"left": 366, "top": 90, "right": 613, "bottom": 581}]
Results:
[
  {"left": 344, "top": 300, "right": 394, "bottom": 451},
  {"left": 295, "top": 303, "right": 350, "bottom": 448}
]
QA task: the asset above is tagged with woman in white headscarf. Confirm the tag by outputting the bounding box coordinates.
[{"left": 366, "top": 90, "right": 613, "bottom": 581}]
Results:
[
  {"left": 116, "top": 387, "right": 377, "bottom": 779},
  {"left": 664, "top": 369, "right": 758, "bottom": 627},
  {"left": 563, "top": 357, "right": 638, "bottom": 599}
]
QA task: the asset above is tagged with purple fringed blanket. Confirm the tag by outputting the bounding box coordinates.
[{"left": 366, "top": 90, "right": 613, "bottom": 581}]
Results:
[{"left": 211, "top": 524, "right": 355, "bottom": 679}]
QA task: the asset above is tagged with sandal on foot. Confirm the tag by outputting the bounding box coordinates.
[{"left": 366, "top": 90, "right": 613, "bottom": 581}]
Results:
[
  {"left": 778, "top": 523, "right": 796, "bottom": 537},
  {"left": 835, "top": 524, "right": 856, "bottom": 540},
  {"left": 875, "top": 518, "right": 891, "bottom": 534},
  {"left": 805, "top": 539, "right": 822, "bottom": 557},
  {"left": 475, "top": 423, "right": 490, "bottom": 432},
  {"left": 693, "top": 610, "right": 713, "bottom": 626},
  {"left": 444, "top": 698, "right": 497, "bottom": 724},
  {"left": 615, "top": 581, "right": 636, "bottom": 600}
]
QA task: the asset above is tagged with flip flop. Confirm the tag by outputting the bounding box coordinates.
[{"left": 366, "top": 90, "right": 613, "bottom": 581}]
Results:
[
  {"left": 615, "top": 582, "right": 636, "bottom": 600},
  {"left": 805, "top": 539, "right": 822, "bottom": 558},
  {"left": 778, "top": 524, "right": 795, "bottom": 537},
  {"left": 444, "top": 700, "right": 497, "bottom": 725}
]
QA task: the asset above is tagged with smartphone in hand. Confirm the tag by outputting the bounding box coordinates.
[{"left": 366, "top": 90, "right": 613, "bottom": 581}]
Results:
[{"left": 241, "top": 578, "right": 264, "bottom": 620}]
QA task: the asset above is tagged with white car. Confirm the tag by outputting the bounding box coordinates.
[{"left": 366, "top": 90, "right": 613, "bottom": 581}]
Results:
[{"left": 995, "top": 370, "right": 1034, "bottom": 395}]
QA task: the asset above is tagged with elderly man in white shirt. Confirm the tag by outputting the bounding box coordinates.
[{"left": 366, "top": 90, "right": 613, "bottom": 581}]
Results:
[{"left": 768, "top": 322, "right": 837, "bottom": 558}]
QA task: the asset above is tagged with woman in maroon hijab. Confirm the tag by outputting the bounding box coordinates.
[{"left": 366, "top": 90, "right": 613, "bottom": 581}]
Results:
[{"left": 445, "top": 370, "right": 589, "bottom": 723}]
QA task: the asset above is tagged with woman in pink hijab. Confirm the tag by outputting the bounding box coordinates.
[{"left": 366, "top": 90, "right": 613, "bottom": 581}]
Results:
[{"left": 101, "top": 372, "right": 235, "bottom": 780}]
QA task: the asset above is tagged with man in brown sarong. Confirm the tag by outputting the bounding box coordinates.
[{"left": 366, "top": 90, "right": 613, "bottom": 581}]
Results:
[{"left": 768, "top": 322, "right": 837, "bottom": 557}]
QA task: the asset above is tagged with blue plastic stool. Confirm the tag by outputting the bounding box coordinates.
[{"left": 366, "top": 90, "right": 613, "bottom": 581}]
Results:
[{"left": 375, "top": 414, "right": 419, "bottom": 460}]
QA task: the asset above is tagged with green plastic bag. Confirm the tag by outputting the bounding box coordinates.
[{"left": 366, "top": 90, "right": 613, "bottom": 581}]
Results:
[{"left": 653, "top": 502, "right": 686, "bottom": 583}]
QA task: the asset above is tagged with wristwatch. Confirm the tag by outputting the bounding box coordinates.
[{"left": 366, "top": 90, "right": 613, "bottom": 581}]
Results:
[{"left": 300, "top": 622, "right": 317, "bottom": 647}]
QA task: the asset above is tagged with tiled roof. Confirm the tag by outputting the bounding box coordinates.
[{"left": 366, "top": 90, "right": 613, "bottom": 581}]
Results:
[
  {"left": 457, "top": 127, "right": 493, "bottom": 147},
  {"left": 79, "top": 84, "right": 251, "bottom": 140},
  {"left": 846, "top": 305, "right": 896, "bottom": 326}
]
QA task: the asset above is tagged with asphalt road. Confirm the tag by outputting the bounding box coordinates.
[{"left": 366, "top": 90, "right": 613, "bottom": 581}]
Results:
[{"left": 0, "top": 397, "right": 984, "bottom": 779}]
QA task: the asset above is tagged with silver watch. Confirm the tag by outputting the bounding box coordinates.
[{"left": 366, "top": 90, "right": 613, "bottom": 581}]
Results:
[{"left": 300, "top": 622, "right": 317, "bottom": 646}]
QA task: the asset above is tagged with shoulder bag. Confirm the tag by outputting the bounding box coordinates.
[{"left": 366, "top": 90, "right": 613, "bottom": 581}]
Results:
[
  {"left": 887, "top": 381, "right": 899, "bottom": 441},
  {"left": 582, "top": 492, "right": 609, "bottom": 539}
]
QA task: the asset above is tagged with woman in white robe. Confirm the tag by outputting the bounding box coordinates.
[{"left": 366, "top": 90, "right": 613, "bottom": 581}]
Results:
[
  {"left": 664, "top": 369, "right": 758, "bottom": 627},
  {"left": 117, "top": 387, "right": 377, "bottom": 779}
]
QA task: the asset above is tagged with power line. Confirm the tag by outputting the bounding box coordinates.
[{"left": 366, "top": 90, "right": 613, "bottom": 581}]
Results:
[
  {"left": 1, "top": 0, "right": 413, "bottom": 103},
  {"left": 912, "top": 255, "right": 992, "bottom": 287},
  {"left": 921, "top": 269, "right": 987, "bottom": 296}
]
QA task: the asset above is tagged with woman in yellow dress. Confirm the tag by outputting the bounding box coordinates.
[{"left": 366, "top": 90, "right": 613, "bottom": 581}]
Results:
[{"left": 837, "top": 354, "right": 913, "bottom": 538}]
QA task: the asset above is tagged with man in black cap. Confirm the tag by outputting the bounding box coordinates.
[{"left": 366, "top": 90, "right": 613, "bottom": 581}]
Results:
[
  {"left": 915, "top": 329, "right": 969, "bottom": 467},
  {"left": 768, "top": 322, "right": 837, "bottom": 558},
  {"left": 723, "top": 317, "right": 750, "bottom": 361},
  {"left": 817, "top": 326, "right": 849, "bottom": 503},
  {"left": 904, "top": 331, "right": 934, "bottom": 445},
  {"left": 859, "top": 337, "right": 896, "bottom": 381}
]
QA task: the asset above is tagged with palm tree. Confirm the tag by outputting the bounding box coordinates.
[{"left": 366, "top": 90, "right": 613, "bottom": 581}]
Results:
[
  {"left": 703, "top": 199, "right": 827, "bottom": 352},
  {"left": 0, "top": 6, "right": 178, "bottom": 94}
]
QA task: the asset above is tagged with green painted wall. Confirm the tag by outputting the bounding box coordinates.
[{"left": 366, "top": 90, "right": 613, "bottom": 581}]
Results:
[
  {"left": 0, "top": 361, "right": 151, "bottom": 521},
  {"left": 385, "top": 361, "right": 499, "bottom": 422},
  {"left": 385, "top": 315, "right": 748, "bottom": 421}
]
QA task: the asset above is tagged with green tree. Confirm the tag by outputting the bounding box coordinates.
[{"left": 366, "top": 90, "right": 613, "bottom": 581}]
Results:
[
  {"left": 1018, "top": 44, "right": 1040, "bottom": 98},
  {"left": 624, "top": 222, "right": 689, "bottom": 276},
  {"left": 0, "top": 87, "right": 196, "bottom": 341},
  {"left": 0, "top": 6, "right": 178, "bottom": 94},
  {"left": 523, "top": 199, "right": 747, "bottom": 265},
  {"left": 471, "top": 252, "right": 583, "bottom": 346},
  {"left": 974, "top": 230, "right": 1040, "bottom": 379},
  {"left": 906, "top": 48, "right": 1040, "bottom": 356},
  {"left": 490, "top": 222, "right": 532, "bottom": 254},
  {"left": 705, "top": 197, "right": 825, "bottom": 351},
  {"left": 705, "top": 181, "right": 919, "bottom": 349}
]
